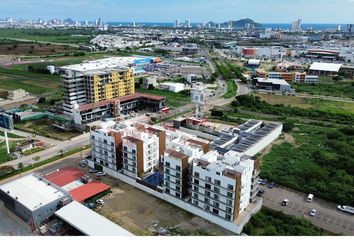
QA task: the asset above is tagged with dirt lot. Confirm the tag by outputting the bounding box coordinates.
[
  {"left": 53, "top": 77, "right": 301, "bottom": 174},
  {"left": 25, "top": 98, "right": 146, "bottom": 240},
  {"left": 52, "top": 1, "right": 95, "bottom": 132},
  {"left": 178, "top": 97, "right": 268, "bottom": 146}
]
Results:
[
  {"left": 94, "top": 176, "right": 234, "bottom": 236},
  {"left": 0, "top": 43, "right": 78, "bottom": 56}
]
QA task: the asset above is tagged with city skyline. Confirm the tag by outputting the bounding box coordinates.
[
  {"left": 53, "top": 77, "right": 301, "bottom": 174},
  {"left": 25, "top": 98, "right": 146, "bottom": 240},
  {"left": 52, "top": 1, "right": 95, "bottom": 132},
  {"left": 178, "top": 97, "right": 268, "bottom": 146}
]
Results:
[{"left": 1, "top": 0, "right": 354, "bottom": 24}]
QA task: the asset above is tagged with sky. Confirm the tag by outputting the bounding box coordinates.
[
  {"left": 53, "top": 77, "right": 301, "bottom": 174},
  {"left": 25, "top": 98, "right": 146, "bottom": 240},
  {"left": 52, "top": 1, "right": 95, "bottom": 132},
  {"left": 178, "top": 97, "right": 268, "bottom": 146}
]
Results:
[{"left": 1, "top": 0, "right": 354, "bottom": 23}]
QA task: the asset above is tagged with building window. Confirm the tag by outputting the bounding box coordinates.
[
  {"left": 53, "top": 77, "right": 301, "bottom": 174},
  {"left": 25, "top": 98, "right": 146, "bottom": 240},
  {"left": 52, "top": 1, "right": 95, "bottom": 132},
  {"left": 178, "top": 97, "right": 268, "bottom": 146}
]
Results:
[
  {"left": 91, "top": 136, "right": 95, "bottom": 139},
  {"left": 225, "top": 214, "right": 232, "bottom": 221},
  {"left": 132, "top": 149, "right": 136, "bottom": 154},
  {"left": 194, "top": 172, "right": 199, "bottom": 178},
  {"left": 205, "top": 183, "right": 211, "bottom": 189},
  {"left": 194, "top": 186, "right": 199, "bottom": 192},
  {"left": 165, "top": 169, "right": 170, "bottom": 174},
  {"left": 214, "top": 179, "right": 221, "bottom": 186},
  {"left": 103, "top": 139, "right": 107, "bottom": 144},
  {"left": 213, "top": 202, "right": 219, "bottom": 208},
  {"left": 227, "top": 184, "right": 233, "bottom": 190},
  {"left": 176, "top": 186, "right": 180, "bottom": 192},
  {"left": 205, "top": 191, "right": 211, "bottom": 197},
  {"left": 165, "top": 181, "right": 170, "bottom": 187},
  {"left": 205, "top": 198, "right": 209, "bottom": 204},
  {"left": 214, "top": 194, "right": 219, "bottom": 200},
  {"left": 226, "top": 207, "right": 232, "bottom": 213},
  {"left": 212, "top": 208, "right": 219, "bottom": 215},
  {"left": 194, "top": 193, "right": 198, "bottom": 198},
  {"left": 205, "top": 205, "right": 210, "bottom": 211},
  {"left": 176, "top": 172, "right": 181, "bottom": 178},
  {"left": 166, "top": 175, "right": 170, "bottom": 181},
  {"left": 124, "top": 146, "right": 127, "bottom": 151},
  {"left": 165, "top": 188, "right": 170, "bottom": 194},
  {"left": 176, "top": 192, "right": 180, "bottom": 198},
  {"left": 214, "top": 187, "right": 220, "bottom": 193},
  {"left": 227, "top": 192, "right": 233, "bottom": 198},
  {"left": 193, "top": 200, "right": 198, "bottom": 206},
  {"left": 165, "top": 162, "right": 170, "bottom": 167},
  {"left": 176, "top": 179, "right": 180, "bottom": 185},
  {"left": 227, "top": 199, "right": 233, "bottom": 206},
  {"left": 194, "top": 179, "right": 199, "bottom": 185},
  {"left": 111, "top": 142, "right": 114, "bottom": 146},
  {"left": 176, "top": 165, "right": 181, "bottom": 171},
  {"left": 205, "top": 176, "right": 211, "bottom": 182}
]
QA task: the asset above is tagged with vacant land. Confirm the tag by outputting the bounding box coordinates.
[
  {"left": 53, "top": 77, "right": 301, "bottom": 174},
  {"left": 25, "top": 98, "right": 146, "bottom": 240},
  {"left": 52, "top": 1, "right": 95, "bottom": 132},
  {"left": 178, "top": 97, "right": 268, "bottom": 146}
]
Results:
[
  {"left": 255, "top": 93, "right": 354, "bottom": 116},
  {"left": 136, "top": 88, "right": 190, "bottom": 108},
  {"left": 0, "top": 66, "right": 62, "bottom": 96},
  {"left": 94, "top": 175, "right": 233, "bottom": 236},
  {"left": 0, "top": 28, "right": 92, "bottom": 44},
  {"left": 261, "top": 124, "right": 354, "bottom": 206},
  {"left": 15, "top": 119, "right": 80, "bottom": 141},
  {"left": 0, "top": 42, "right": 78, "bottom": 56},
  {"left": 0, "top": 142, "right": 16, "bottom": 163},
  {"left": 243, "top": 207, "right": 326, "bottom": 236},
  {"left": 293, "top": 77, "right": 354, "bottom": 99}
]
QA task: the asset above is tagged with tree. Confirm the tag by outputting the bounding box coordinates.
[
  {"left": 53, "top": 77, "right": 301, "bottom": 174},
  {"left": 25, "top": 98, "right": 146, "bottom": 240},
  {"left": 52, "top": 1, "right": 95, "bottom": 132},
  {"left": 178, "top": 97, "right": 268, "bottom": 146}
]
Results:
[{"left": 17, "top": 162, "right": 23, "bottom": 172}]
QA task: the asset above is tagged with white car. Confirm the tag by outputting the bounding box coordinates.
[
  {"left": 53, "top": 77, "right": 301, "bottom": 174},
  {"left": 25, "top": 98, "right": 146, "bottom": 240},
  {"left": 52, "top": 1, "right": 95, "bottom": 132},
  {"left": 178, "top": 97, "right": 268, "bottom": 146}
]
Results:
[
  {"left": 309, "top": 209, "right": 317, "bottom": 217},
  {"left": 96, "top": 199, "right": 105, "bottom": 205},
  {"left": 282, "top": 199, "right": 289, "bottom": 206},
  {"left": 96, "top": 172, "right": 106, "bottom": 177}
]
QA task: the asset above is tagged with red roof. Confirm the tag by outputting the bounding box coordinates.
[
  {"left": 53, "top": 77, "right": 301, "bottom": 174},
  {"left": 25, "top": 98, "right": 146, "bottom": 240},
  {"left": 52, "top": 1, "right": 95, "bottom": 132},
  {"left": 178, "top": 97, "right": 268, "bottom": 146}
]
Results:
[
  {"left": 70, "top": 181, "right": 111, "bottom": 202},
  {"left": 44, "top": 167, "right": 85, "bottom": 187},
  {"left": 78, "top": 93, "right": 166, "bottom": 112}
]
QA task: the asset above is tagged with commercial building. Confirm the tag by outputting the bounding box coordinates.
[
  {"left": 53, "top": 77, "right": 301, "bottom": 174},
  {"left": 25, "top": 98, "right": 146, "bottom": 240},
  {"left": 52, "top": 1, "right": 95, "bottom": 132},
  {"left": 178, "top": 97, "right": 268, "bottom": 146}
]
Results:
[
  {"left": 182, "top": 44, "right": 198, "bottom": 55},
  {"left": 258, "top": 71, "right": 319, "bottom": 84},
  {"left": 187, "top": 74, "right": 198, "bottom": 84},
  {"left": 0, "top": 173, "right": 71, "bottom": 227},
  {"left": 142, "top": 76, "right": 158, "bottom": 89},
  {"left": 159, "top": 82, "right": 185, "bottom": 93},
  {"left": 292, "top": 19, "right": 302, "bottom": 31},
  {"left": 86, "top": 118, "right": 282, "bottom": 234},
  {"left": 256, "top": 78, "right": 296, "bottom": 95},
  {"left": 7, "top": 89, "right": 29, "bottom": 100},
  {"left": 309, "top": 62, "right": 342, "bottom": 76},
  {"left": 72, "top": 93, "right": 166, "bottom": 129}
]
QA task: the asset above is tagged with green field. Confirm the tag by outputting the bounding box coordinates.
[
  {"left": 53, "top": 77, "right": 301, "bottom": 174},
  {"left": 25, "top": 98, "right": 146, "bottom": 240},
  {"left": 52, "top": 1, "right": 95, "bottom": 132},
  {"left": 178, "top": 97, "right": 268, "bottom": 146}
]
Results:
[
  {"left": 255, "top": 93, "right": 354, "bottom": 116},
  {"left": 223, "top": 80, "right": 237, "bottom": 99},
  {"left": 136, "top": 88, "right": 190, "bottom": 108},
  {"left": 293, "top": 76, "right": 354, "bottom": 99},
  {"left": 244, "top": 208, "right": 326, "bottom": 236},
  {"left": 0, "top": 131, "right": 22, "bottom": 139},
  {"left": 0, "top": 141, "right": 16, "bottom": 163},
  {"left": 261, "top": 124, "right": 354, "bottom": 206},
  {"left": 0, "top": 66, "right": 62, "bottom": 95},
  {"left": 0, "top": 28, "right": 92, "bottom": 44}
]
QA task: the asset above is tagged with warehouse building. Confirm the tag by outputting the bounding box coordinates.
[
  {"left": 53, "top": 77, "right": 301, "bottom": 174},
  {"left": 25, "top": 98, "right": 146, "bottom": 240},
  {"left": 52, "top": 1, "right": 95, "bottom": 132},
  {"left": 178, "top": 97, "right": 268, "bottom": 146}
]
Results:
[
  {"left": 0, "top": 174, "right": 71, "bottom": 228},
  {"left": 309, "top": 62, "right": 342, "bottom": 76},
  {"left": 256, "top": 78, "right": 296, "bottom": 95}
]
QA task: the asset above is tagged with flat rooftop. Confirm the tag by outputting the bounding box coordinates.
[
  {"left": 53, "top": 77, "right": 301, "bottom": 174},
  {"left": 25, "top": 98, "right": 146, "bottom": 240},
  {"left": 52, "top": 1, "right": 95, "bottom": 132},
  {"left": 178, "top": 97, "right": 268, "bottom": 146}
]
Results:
[
  {"left": 55, "top": 201, "right": 134, "bottom": 236},
  {"left": 0, "top": 174, "right": 68, "bottom": 211}
]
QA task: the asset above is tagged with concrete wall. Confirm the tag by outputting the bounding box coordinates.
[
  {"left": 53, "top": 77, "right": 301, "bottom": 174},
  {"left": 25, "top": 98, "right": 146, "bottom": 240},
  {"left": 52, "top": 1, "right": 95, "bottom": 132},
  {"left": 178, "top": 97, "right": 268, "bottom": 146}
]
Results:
[{"left": 90, "top": 162, "right": 261, "bottom": 234}]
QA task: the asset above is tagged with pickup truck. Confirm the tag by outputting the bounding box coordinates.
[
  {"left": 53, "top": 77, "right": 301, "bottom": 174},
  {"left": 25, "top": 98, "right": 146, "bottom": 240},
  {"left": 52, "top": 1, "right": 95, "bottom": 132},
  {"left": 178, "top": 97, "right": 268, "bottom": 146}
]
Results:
[{"left": 337, "top": 205, "right": 354, "bottom": 214}]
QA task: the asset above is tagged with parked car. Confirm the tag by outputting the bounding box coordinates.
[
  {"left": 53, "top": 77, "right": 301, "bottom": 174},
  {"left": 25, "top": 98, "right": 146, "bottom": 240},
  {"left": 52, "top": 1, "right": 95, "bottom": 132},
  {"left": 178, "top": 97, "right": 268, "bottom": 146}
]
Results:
[
  {"left": 337, "top": 205, "right": 354, "bottom": 214},
  {"left": 267, "top": 181, "right": 276, "bottom": 189},
  {"left": 282, "top": 199, "right": 289, "bottom": 206},
  {"left": 309, "top": 209, "right": 317, "bottom": 217},
  {"left": 96, "top": 172, "right": 106, "bottom": 177},
  {"left": 96, "top": 199, "right": 105, "bottom": 205},
  {"left": 85, "top": 202, "right": 95, "bottom": 209},
  {"left": 89, "top": 168, "right": 99, "bottom": 173},
  {"left": 259, "top": 179, "right": 268, "bottom": 185},
  {"left": 307, "top": 194, "right": 314, "bottom": 202},
  {"left": 79, "top": 162, "right": 87, "bottom": 168},
  {"left": 257, "top": 189, "right": 265, "bottom": 197}
]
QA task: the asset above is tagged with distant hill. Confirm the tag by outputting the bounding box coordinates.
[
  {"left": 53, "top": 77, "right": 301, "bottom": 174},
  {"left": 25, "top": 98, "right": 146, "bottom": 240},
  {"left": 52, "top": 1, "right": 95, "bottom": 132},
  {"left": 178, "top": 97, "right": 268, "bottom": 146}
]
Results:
[{"left": 206, "top": 18, "right": 262, "bottom": 29}]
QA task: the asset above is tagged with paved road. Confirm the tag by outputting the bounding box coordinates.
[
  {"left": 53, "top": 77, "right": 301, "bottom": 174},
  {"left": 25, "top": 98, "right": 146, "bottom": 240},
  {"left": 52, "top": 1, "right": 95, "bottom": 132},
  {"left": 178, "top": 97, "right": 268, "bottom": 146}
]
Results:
[
  {"left": 0, "top": 132, "right": 90, "bottom": 169},
  {"left": 260, "top": 185, "right": 354, "bottom": 235},
  {"left": 0, "top": 201, "right": 32, "bottom": 236}
]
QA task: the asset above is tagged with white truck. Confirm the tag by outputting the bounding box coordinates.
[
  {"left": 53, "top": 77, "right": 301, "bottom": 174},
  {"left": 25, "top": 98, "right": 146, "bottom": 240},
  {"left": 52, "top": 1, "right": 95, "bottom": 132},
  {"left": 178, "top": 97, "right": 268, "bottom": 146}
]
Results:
[{"left": 337, "top": 205, "right": 354, "bottom": 214}]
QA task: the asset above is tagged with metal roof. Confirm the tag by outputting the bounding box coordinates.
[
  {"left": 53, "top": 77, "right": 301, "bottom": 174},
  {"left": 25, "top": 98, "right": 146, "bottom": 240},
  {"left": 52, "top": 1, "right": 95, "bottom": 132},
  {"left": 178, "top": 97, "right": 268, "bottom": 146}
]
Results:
[
  {"left": 55, "top": 201, "right": 134, "bottom": 236},
  {"left": 309, "top": 62, "right": 342, "bottom": 72}
]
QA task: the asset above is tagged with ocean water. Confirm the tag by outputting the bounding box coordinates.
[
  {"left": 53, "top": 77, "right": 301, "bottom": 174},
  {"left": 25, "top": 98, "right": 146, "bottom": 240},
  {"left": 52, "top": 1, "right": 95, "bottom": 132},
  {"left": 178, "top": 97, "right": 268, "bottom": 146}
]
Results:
[{"left": 107, "top": 22, "right": 345, "bottom": 30}]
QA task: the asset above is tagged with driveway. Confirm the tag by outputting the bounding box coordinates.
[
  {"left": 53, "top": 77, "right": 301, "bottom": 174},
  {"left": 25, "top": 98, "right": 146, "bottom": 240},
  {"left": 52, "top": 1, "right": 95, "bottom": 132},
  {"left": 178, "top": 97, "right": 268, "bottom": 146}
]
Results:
[{"left": 259, "top": 185, "right": 354, "bottom": 235}]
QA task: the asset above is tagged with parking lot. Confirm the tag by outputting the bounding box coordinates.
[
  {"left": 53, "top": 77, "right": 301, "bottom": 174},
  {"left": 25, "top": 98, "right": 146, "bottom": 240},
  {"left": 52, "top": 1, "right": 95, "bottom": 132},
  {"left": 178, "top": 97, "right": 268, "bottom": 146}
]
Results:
[{"left": 259, "top": 185, "right": 354, "bottom": 235}]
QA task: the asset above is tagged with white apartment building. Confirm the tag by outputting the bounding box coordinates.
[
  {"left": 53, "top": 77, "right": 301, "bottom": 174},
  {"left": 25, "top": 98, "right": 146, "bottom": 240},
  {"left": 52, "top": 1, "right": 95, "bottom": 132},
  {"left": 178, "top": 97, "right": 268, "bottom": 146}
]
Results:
[
  {"left": 122, "top": 128, "right": 160, "bottom": 178},
  {"left": 190, "top": 150, "right": 254, "bottom": 222}
]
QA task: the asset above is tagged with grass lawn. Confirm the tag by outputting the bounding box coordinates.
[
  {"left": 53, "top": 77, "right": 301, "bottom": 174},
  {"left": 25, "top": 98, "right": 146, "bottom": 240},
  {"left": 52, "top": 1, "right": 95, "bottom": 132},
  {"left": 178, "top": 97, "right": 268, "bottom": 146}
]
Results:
[
  {"left": 243, "top": 207, "right": 326, "bottom": 236},
  {"left": 0, "top": 28, "right": 92, "bottom": 44},
  {"left": 223, "top": 80, "right": 237, "bottom": 99},
  {"left": 0, "top": 131, "right": 23, "bottom": 139},
  {"left": 136, "top": 88, "right": 190, "bottom": 108},
  {"left": 293, "top": 76, "right": 354, "bottom": 99},
  {"left": 261, "top": 124, "right": 354, "bottom": 206},
  {"left": 0, "top": 141, "right": 16, "bottom": 163},
  {"left": 254, "top": 93, "right": 354, "bottom": 116},
  {"left": 0, "top": 66, "right": 62, "bottom": 95},
  {"left": 15, "top": 119, "right": 80, "bottom": 141}
]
